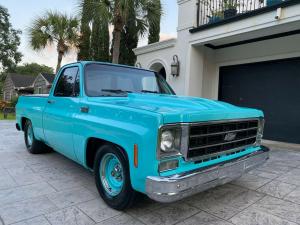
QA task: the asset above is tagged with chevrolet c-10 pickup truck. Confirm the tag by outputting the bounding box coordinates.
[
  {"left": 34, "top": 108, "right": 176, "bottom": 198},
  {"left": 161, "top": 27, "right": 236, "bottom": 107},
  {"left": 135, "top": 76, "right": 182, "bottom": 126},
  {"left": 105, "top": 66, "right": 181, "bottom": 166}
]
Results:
[{"left": 16, "top": 61, "right": 269, "bottom": 210}]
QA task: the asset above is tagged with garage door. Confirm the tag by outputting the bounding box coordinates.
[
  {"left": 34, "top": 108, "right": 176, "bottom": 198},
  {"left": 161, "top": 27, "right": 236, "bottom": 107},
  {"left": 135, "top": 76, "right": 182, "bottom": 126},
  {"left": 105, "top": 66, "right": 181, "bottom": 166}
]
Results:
[{"left": 219, "top": 57, "right": 300, "bottom": 144}]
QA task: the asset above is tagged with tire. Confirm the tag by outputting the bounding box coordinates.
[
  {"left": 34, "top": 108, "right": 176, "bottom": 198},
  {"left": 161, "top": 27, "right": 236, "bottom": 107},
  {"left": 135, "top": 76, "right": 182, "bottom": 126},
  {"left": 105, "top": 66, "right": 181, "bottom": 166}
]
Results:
[
  {"left": 24, "top": 120, "right": 51, "bottom": 154},
  {"left": 94, "top": 144, "right": 137, "bottom": 210}
]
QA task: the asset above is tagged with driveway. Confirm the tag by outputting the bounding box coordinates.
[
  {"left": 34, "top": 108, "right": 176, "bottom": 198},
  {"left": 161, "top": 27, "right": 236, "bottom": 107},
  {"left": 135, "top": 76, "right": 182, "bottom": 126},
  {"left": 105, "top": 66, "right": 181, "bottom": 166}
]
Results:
[{"left": 1, "top": 121, "right": 300, "bottom": 225}]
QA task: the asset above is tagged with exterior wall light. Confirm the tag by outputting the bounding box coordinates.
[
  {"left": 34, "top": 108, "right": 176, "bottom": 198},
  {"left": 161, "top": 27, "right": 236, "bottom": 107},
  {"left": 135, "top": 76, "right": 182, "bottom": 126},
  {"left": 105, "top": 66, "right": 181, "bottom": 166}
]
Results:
[{"left": 171, "top": 55, "right": 180, "bottom": 77}]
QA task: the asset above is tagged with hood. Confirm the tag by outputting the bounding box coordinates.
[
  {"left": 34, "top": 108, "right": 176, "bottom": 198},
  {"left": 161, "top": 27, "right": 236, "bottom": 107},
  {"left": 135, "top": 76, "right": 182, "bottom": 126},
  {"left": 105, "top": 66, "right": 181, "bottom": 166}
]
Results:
[{"left": 88, "top": 93, "right": 263, "bottom": 124}]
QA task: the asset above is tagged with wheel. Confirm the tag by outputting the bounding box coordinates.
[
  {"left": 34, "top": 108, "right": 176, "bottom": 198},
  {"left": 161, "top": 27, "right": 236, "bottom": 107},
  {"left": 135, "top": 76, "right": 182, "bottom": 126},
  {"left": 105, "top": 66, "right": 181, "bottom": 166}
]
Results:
[
  {"left": 94, "top": 144, "right": 137, "bottom": 210},
  {"left": 24, "top": 120, "right": 51, "bottom": 154}
]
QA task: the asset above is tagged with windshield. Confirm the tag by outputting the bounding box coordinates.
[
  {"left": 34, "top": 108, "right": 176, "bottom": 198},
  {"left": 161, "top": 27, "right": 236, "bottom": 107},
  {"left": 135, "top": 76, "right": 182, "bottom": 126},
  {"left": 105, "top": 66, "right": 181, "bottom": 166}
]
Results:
[{"left": 84, "top": 64, "right": 175, "bottom": 97}]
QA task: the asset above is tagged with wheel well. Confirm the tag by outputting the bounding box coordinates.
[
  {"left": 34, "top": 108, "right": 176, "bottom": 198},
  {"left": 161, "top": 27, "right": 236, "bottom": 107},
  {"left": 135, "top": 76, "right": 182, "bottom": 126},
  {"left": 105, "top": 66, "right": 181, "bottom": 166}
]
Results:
[
  {"left": 86, "top": 138, "right": 128, "bottom": 170},
  {"left": 21, "top": 117, "right": 29, "bottom": 131}
]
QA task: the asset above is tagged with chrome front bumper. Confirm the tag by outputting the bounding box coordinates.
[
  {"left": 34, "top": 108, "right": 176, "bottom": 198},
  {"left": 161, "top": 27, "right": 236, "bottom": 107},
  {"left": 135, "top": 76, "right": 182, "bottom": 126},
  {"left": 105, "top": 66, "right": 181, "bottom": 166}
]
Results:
[{"left": 146, "top": 146, "right": 269, "bottom": 203}]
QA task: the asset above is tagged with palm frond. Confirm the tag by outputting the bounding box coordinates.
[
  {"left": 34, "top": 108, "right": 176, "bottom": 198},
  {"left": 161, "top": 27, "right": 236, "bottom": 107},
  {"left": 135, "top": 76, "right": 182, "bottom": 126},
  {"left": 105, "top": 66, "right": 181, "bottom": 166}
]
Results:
[{"left": 28, "top": 11, "right": 79, "bottom": 51}]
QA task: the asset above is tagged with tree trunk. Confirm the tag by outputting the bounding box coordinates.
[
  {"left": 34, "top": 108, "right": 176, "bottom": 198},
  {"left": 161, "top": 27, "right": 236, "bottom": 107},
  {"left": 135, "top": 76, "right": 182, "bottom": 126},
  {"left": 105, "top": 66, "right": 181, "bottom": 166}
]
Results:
[
  {"left": 56, "top": 50, "right": 63, "bottom": 73},
  {"left": 112, "top": 27, "right": 122, "bottom": 64},
  {"left": 112, "top": 0, "right": 123, "bottom": 64}
]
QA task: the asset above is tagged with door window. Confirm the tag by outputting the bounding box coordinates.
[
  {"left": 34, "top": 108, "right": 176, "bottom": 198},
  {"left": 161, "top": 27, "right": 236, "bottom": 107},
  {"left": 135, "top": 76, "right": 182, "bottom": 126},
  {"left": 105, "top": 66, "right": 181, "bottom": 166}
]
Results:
[
  {"left": 74, "top": 72, "right": 80, "bottom": 97},
  {"left": 54, "top": 67, "right": 79, "bottom": 97}
]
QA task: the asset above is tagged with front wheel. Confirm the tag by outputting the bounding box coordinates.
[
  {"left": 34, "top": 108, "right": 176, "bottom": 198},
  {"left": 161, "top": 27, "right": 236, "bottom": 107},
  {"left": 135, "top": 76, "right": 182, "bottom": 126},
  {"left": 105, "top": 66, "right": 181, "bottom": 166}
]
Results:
[{"left": 94, "top": 144, "right": 137, "bottom": 210}]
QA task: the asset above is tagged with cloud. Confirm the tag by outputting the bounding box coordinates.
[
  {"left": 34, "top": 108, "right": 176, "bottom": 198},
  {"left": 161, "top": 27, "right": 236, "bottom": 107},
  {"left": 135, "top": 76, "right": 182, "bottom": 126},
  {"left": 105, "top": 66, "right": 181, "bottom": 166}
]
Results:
[
  {"left": 159, "top": 33, "right": 177, "bottom": 41},
  {"left": 21, "top": 42, "right": 77, "bottom": 70}
]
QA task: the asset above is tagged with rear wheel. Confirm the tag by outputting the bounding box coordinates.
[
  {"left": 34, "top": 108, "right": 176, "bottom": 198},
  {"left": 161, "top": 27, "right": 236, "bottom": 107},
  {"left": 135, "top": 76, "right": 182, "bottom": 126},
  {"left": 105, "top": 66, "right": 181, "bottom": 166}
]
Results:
[
  {"left": 24, "top": 120, "right": 51, "bottom": 154},
  {"left": 94, "top": 144, "right": 137, "bottom": 210}
]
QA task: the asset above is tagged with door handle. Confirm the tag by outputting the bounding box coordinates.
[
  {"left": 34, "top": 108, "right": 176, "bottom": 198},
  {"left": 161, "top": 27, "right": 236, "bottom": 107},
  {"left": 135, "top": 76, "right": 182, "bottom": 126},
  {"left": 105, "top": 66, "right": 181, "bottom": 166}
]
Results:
[
  {"left": 47, "top": 100, "right": 55, "bottom": 104},
  {"left": 80, "top": 106, "right": 89, "bottom": 113}
]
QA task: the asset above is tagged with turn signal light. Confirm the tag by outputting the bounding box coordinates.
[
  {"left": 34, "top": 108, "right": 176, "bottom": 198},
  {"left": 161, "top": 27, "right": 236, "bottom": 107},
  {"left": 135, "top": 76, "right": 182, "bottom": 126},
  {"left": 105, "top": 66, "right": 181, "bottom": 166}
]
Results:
[
  {"left": 159, "top": 159, "right": 179, "bottom": 172},
  {"left": 134, "top": 144, "right": 138, "bottom": 168}
]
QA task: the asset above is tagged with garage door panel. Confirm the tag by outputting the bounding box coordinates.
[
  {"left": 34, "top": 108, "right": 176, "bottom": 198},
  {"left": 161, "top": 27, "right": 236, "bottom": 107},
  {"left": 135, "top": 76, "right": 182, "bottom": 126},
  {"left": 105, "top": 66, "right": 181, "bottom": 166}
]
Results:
[{"left": 219, "top": 57, "right": 300, "bottom": 144}]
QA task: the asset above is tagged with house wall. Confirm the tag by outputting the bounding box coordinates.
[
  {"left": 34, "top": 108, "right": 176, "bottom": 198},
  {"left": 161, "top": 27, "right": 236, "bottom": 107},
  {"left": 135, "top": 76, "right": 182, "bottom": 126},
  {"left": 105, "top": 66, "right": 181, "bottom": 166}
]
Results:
[
  {"left": 179, "top": 0, "right": 300, "bottom": 99},
  {"left": 200, "top": 34, "right": 300, "bottom": 100},
  {"left": 135, "top": 0, "right": 300, "bottom": 99},
  {"left": 3, "top": 76, "right": 17, "bottom": 102},
  {"left": 33, "top": 75, "right": 49, "bottom": 94},
  {"left": 134, "top": 39, "right": 189, "bottom": 95}
]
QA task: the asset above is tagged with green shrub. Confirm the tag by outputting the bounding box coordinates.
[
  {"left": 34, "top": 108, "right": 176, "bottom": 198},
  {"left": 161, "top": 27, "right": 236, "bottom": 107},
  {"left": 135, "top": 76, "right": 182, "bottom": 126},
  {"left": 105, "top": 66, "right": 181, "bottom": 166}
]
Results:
[{"left": 10, "top": 97, "right": 18, "bottom": 108}]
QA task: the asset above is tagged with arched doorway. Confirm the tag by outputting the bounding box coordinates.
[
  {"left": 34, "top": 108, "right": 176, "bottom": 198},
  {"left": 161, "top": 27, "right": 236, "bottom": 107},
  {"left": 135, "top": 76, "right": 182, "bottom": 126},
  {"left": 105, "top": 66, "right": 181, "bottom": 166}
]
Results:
[{"left": 149, "top": 62, "right": 167, "bottom": 80}]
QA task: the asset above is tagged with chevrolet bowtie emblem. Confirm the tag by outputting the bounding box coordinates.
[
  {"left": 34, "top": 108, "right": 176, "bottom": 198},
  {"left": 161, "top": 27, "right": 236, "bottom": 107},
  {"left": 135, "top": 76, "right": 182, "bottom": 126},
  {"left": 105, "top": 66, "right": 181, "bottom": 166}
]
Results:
[{"left": 224, "top": 132, "right": 237, "bottom": 141}]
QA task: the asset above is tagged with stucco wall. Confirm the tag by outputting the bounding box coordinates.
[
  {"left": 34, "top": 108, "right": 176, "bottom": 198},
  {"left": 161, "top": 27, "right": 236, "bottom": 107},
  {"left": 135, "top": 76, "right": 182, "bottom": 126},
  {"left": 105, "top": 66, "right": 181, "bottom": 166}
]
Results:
[
  {"left": 134, "top": 39, "right": 189, "bottom": 95},
  {"left": 206, "top": 34, "right": 300, "bottom": 99},
  {"left": 135, "top": 0, "right": 300, "bottom": 99}
]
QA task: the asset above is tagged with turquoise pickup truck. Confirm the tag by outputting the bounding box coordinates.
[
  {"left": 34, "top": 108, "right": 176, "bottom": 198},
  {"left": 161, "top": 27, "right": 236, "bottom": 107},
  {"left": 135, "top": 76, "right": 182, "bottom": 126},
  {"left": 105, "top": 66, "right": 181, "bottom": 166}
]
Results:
[{"left": 16, "top": 61, "right": 269, "bottom": 210}]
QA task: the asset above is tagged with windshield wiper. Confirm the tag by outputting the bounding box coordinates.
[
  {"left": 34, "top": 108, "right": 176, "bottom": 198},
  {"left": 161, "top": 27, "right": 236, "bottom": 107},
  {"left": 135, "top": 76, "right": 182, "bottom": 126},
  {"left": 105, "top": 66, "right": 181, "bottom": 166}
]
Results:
[
  {"left": 141, "top": 90, "right": 159, "bottom": 94},
  {"left": 101, "top": 89, "right": 131, "bottom": 95}
]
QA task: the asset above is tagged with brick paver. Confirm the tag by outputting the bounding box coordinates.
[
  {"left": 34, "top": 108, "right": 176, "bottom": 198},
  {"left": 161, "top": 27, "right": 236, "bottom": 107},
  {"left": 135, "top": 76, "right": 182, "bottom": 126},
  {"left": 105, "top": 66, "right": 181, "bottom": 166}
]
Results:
[{"left": 1, "top": 121, "right": 300, "bottom": 225}]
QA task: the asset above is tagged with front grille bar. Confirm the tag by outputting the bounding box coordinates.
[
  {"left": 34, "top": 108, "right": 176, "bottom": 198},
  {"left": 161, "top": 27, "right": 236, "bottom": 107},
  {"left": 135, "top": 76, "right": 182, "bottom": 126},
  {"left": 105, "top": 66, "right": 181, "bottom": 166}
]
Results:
[
  {"left": 189, "top": 135, "right": 257, "bottom": 151},
  {"left": 190, "top": 127, "right": 258, "bottom": 138}
]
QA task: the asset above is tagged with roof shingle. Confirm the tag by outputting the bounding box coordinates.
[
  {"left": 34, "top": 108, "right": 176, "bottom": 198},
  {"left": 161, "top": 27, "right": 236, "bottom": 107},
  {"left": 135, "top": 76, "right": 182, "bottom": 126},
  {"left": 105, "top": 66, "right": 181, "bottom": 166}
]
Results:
[
  {"left": 41, "top": 73, "right": 55, "bottom": 84},
  {"left": 8, "top": 74, "right": 35, "bottom": 88}
]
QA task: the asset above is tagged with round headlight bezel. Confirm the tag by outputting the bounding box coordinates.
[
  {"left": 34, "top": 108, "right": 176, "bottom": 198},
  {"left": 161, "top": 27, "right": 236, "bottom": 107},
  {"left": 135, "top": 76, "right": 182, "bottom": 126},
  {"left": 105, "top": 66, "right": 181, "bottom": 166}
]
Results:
[
  {"left": 160, "top": 130, "right": 175, "bottom": 152},
  {"left": 158, "top": 126, "right": 182, "bottom": 159}
]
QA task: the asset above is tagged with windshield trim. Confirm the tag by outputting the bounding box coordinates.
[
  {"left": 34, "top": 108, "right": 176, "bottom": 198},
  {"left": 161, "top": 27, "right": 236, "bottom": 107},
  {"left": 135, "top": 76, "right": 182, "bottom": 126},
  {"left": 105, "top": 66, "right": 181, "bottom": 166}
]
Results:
[{"left": 83, "top": 63, "right": 176, "bottom": 97}]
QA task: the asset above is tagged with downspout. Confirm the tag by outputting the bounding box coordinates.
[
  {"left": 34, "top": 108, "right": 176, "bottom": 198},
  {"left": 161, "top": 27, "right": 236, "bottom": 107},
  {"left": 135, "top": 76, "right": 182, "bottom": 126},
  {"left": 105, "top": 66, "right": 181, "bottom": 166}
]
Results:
[{"left": 196, "top": 0, "right": 200, "bottom": 27}]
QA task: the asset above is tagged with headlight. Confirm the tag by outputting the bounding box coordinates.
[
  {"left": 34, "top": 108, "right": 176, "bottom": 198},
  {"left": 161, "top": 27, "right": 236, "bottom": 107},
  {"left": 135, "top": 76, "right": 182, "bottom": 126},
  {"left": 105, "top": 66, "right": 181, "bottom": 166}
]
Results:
[
  {"left": 158, "top": 126, "right": 183, "bottom": 159},
  {"left": 161, "top": 130, "right": 176, "bottom": 152}
]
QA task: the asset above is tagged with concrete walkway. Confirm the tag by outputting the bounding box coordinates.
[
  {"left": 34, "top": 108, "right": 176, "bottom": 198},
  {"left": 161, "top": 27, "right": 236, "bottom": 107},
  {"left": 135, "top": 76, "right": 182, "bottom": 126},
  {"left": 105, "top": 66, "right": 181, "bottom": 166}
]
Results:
[{"left": 1, "top": 121, "right": 300, "bottom": 225}]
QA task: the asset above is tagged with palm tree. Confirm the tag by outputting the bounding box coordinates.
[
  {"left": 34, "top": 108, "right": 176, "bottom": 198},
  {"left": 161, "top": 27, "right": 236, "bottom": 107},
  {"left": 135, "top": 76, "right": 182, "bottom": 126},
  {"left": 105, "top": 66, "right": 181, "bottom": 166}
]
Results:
[
  {"left": 82, "top": 0, "right": 162, "bottom": 64},
  {"left": 148, "top": 0, "right": 162, "bottom": 44},
  {"left": 28, "top": 11, "right": 79, "bottom": 73},
  {"left": 78, "top": 0, "right": 92, "bottom": 60}
]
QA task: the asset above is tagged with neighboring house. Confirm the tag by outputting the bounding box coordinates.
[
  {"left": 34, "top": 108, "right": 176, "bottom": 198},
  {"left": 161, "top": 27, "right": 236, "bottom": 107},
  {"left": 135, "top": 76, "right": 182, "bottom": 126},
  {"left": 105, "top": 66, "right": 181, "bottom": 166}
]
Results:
[
  {"left": 3, "top": 74, "right": 35, "bottom": 102},
  {"left": 33, "top": 73, "right": 55, "bottom": 94},
  {"left": 134, "top": 0, "right": 300, "bottom": 144}
]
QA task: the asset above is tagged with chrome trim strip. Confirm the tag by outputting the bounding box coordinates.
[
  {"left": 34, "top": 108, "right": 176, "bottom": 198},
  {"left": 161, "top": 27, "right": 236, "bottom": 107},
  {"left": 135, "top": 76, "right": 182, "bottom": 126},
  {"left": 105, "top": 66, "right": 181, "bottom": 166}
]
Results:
[
  {"left": 186, "top": 117, "right": 260, "bottom": 126},
  {"left": 146, "top": 147, "right": 269, "bottom": 203},
  {"left": 187, "top": 144, "right": 254, "bottom": 162},
  {"left": 189, "top": 135, "right": 257, "bottom": 151},
  {"left": 190, "top": 127, "right": 258, "bottom": 138}
]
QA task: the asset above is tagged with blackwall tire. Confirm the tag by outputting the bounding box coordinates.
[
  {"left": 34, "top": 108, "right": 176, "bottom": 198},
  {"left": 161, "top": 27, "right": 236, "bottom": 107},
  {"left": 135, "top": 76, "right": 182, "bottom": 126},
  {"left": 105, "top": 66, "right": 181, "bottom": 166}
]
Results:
[
  {"left": 94, "top": 144, "right": 137, "bottom": 210},
  {"left": 24, "top": 120, "right": 52, "bottom": 154}
]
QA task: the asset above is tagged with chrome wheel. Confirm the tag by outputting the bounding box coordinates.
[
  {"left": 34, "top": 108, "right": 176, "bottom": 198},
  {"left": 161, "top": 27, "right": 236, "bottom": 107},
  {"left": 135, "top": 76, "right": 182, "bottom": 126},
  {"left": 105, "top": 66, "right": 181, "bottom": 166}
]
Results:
[{"left": 100, "top": 153, "right": 124, "bottom": 197}]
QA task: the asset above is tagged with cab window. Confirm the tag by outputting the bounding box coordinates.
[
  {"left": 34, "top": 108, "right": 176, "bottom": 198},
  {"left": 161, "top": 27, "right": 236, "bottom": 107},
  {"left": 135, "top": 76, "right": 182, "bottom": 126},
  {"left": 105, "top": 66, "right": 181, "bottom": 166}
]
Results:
[{"left": 54, "top": 67, "right": 79, "bottom": 97}]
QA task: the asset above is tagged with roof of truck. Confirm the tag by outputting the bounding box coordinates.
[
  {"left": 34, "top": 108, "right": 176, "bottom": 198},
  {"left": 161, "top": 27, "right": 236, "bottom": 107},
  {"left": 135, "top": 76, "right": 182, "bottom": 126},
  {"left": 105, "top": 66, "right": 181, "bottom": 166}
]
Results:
[{"left": 75, "top": 61, "right": 155, "bottom": 73}]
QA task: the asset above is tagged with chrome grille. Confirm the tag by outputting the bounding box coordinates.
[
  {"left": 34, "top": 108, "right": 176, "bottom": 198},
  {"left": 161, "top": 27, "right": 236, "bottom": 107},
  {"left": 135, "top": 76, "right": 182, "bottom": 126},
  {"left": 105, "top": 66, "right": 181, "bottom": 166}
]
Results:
[{"left": 187, "top": 119, "right": 259, "bottom": 161}]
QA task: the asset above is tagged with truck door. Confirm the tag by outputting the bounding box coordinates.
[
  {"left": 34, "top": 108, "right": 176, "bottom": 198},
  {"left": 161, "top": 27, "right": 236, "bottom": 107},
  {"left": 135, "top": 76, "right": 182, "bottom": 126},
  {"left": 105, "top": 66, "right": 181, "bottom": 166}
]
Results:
[{"left": 43, "top": 66, "right": 80, "bottom": 161}]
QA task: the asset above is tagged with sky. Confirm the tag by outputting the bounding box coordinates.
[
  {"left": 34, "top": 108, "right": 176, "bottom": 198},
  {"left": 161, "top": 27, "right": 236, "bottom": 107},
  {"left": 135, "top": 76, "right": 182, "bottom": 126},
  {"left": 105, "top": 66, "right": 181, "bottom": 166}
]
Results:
[{"left": 1, "top": 0, "right": 178, "bottom": 70}]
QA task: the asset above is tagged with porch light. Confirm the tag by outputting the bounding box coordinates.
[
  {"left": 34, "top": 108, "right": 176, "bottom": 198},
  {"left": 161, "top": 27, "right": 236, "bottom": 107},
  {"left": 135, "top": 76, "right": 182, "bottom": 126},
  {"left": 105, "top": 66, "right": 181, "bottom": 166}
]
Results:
[{"left": 171, "top": 55, "right": 180, "bottom": 77}]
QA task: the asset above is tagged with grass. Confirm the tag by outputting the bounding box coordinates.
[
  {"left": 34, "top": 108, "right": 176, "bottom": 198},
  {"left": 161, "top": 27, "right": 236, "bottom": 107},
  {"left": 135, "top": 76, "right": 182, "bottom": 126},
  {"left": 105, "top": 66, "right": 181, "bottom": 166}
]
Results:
[{"left": 0, "top": 113, "right": 16, "bottom": 120}]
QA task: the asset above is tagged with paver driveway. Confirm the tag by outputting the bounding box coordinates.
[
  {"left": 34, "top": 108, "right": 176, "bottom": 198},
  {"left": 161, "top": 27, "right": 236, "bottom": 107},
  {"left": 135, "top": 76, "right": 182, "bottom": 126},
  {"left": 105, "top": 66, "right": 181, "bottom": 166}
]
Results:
[{"left": 1, "top": 121, "right": 300, "bottom": 225}]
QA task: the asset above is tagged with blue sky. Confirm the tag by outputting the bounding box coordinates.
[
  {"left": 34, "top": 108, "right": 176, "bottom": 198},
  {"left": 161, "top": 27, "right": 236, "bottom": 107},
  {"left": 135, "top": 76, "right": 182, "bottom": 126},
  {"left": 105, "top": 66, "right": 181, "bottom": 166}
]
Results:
[{"left": 1, "top": 0, "right": 178, "bottom": 70}]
